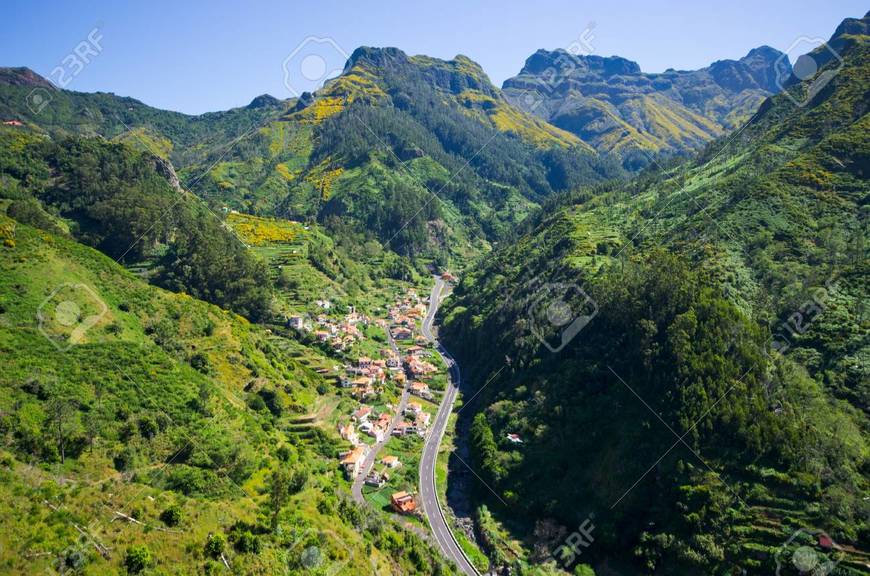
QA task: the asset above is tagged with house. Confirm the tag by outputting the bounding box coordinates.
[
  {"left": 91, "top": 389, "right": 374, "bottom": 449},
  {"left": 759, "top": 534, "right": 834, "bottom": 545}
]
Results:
[
  {"left": 339, "top": 376, "right": 352, "bottom": 389},
  {"left": 364, "top": 470, "right": 387, "bottom": 488},
  {"left": 506, "top": 433, "right": 523, "bottom": 444},
  {"left": 392, "top": 371, "right": 406, "bottom": 384},
  {"left": 367, "top": 425, "right": 385, "bottom": 442},
  {"left": 339, "top": 445, "right": 369, "bottom": 478},
  {"left": 406, "top": 358, "right": 437, "bottom": 378},
  {"left": 353, "top": 387, "right": 376, "bottom": 401},
  {"left": 392, "top": 327, "right": 413, "bottom": 340},
  {"left": 338, "top": 423, "right": 359, "bottom": 445},
  {"left": 287, "top": 316, "right": 307, "bottom": 330},
  {"left": 352, "top": 376, "right": 373, "bottom": 387},
  {"left": 386, "top": 356, "right": 401, "bottom": 370},
  {"left": 441, "top": 272, "right": 457, "bottom": 282},
  {"left": 405, "top": 401, "right": 423, "bottom": 417},
  {"left": 415, "top": 411, "right": 431, "bottom": 430},
  {"left": 359, "top": 421, "right": 385, "bottom": 442},
  {"left": 352, "top": 406, "right": 372, "bottom": 422},
  {"left": 358, "top": 356, "right": 372, "bottom": 368},
  {"left": 392, "top": 421, "right": 412, "bottom": 437},
  {"left": 376, "top": 413, "right": 391, "bottom": 430},
  {"left": 390, "top": 491, "right": 417, "bottom": 514},
  {"left": 381, "top": 455, "right": 401, "bottom": 468},
  {"left": 410, "top": 382, "right": 433, "bottom": 400}
]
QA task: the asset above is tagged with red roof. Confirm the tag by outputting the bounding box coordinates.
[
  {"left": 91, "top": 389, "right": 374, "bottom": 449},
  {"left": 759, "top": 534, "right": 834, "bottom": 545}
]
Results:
[{"left": 818, "top": 534, "right": 834, "bottom": 549}]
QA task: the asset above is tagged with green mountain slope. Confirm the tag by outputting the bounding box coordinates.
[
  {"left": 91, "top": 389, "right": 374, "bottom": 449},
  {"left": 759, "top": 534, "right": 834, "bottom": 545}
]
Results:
[
  {"left": 0, "top": 48, "right": 622, "bottom": 263},
  {"left": 441, "top": 13, "right": 869, "bottom": 575},
  {"left": 0, "top": 206, "right": 455, "bottom": 574},
  {"left": 502, "top": 45, "right": 792, "bottom": 168},
  {"left": 0, "top": 126, "right": 273, "bottom": 321}
]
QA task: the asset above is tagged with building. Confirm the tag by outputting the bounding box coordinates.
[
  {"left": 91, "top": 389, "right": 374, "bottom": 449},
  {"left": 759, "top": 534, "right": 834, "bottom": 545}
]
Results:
[
  {"left": 339, "top": 445, "right": 369, "bottom": 478},
  {"left": 392, "top": 327, "right": 413, "bottom": 340},
  {"left": 392, "top": 421, "right": 412, "bottom": 437},
  {"left": 410, "top": 382, "right": 433, "bottom": 400},
  {"left": 338, "top": 423, "right": 359, "bottom": 445},
  {"left": 415, "top": 411, "right": 431, "bottom": 430},
  {"left": 364, "top": 470, "right": 387, "bottom": 488},
  {"left": 390, "top": 491, "right": 417, "bottom": 514},
  {"left": 352, "top": 406, "right": 372, "bottom": 422},
  {"left": 506, "top": 433, "right": 523, "bottom": 444},
  {"left": 381, "top": 455, "right": 401, "bottom": 468}
]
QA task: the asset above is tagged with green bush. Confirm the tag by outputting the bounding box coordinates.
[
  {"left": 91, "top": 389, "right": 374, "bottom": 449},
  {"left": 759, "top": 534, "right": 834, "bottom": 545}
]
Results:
[
  {"left": 124, "top": 545, "right": 152, "bottom": 574},
  {"left": 205, "top": 533, "right": 226, "bottom": 558},
  {"left": 160, "top": 503, "right": 183, "bottom": 527}
]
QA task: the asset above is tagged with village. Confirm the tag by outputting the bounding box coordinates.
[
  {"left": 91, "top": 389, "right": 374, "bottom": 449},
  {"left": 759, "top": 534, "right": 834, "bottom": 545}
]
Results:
[{"left": 287, "top": 286, "right": 442, "bottom": 517}]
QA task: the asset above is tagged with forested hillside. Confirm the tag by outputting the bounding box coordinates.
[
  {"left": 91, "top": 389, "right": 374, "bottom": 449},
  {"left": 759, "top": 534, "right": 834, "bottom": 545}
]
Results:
[
  {"left": 0, "top": 47, "right": 622, "bottom": 265},
  {"left": 441, "top": 12, "right": 869, "bottom": 575}
]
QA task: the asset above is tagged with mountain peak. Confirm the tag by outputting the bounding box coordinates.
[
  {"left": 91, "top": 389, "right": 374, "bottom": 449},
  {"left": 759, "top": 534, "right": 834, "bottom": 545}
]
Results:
[
  {"left": 344, "top": 46, "right": 409, "bottom": 71},
  {"left": 246, "top": 94, "right": 281, "bottom": 109},
  {"left": 519, "top": 49, "right": 641, "bottom": 77},
  {"left": 0, "top": 66, "right": 54, "bottom": 89}
]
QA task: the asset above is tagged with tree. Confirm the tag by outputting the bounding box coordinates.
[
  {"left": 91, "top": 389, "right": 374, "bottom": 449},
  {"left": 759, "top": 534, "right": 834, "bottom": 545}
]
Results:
[
  {"left": 124, "top": 545, "right": 152, "bottom": 574},
  {"left": 205, "top": 533, "right": 226, "bottom": 558},
  {"left": 45, "top": 384, "right": 82, "bottom": 463},
  {"left": 269, "top": 467, "right": 292, "bottom": 533}
]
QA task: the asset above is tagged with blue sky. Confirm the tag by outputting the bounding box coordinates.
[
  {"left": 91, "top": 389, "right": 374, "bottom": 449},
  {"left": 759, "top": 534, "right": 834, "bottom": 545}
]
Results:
[{"left": 2, "top": 0, "right": 865, "bottom": 114}]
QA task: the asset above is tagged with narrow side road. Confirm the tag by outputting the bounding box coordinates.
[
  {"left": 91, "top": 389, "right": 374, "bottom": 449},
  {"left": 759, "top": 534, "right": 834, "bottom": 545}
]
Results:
[
  {"left": 419, "top": 277, "right": 481, "bottom": 576},
  {"left": 352, "top": 330, "right": 410, "bottom": 503}
]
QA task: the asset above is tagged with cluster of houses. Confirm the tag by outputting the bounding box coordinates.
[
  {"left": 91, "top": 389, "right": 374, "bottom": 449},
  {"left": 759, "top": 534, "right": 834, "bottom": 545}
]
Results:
[
  {"left": 337, "top": 396, "right": 433, "bottom": 458},
  {"left": 339, "top": 353, "right": 404, "bottom": 400},
  {"left": 388, "top": 290, "right": 428, "bottom": 342},
  {"left": 287, "top": 306, "right": 370, "bottom": 352}
]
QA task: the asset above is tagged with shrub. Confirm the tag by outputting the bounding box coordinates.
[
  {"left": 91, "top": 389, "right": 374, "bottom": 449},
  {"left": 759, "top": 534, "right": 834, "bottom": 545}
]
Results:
[
  {"left": 124, "top": 545, "right": 152, "bottom": 574},
  {"left": 160, "top": 503, "right": 183, "bottom": 527},
  {"left": 205, "top": 533, "right": 226, "bottom": 558},
  {"left": 233, "top": 530, "right": 261, "bottom": 554}
]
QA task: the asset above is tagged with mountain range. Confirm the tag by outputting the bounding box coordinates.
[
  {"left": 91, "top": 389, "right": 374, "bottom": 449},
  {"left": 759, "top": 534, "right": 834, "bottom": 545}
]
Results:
[
  {"left": 503, "top": 45, "right": 792, "bottom": 167},
  {"left": 0, "top": 9, "right": 867, "bottom": 576}
]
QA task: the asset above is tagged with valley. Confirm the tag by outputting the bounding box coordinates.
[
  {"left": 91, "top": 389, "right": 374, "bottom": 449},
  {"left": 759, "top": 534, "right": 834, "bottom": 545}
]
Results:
[{"left": 0, "top": 6, "right": 867, "bottom": 576}]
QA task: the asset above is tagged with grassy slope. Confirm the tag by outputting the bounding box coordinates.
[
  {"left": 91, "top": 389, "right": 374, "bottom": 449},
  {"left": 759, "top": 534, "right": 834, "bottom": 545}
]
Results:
[{"left": 0, "top": 210, "right": 454, "bottom": 575}]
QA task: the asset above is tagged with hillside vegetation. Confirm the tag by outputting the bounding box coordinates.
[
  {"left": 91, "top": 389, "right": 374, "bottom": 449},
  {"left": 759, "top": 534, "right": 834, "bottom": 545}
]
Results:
[{"left": 442, "top": 13, "right": 869, "bottom": 575}]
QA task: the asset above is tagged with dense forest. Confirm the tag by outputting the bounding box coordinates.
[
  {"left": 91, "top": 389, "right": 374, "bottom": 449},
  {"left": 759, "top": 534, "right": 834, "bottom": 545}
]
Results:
[{"left": 441, "top": 13, "right": 869, "bottom": 575}]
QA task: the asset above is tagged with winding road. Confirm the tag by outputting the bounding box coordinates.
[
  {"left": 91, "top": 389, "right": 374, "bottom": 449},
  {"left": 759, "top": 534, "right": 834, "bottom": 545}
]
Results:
[{"left": 419, "top": 277, "right": 481, "bottom": 576}]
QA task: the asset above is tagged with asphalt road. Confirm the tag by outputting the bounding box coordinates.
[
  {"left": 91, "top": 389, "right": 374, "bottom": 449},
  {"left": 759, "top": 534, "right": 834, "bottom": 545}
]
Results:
[{"left": 419, "top": 277, "right": 481, "bottom": 576}]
